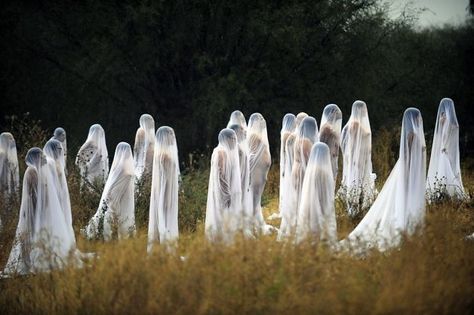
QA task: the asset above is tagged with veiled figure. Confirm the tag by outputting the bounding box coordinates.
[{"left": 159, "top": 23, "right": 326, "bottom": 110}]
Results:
[
  {"left": 205, "top": 129, "right": 242, "bottom": 243},
  {"left": 247, "top": 113, "right": 273, "bottom": 234},
  {"left": 44, "top": 139, "right": 76, "bottom": 246},
  {"left": 319, "top": 104, "right": 342, "bottom": 180},
  {"left": 84, "top": 142, "right": 135, "bottom": 241},
  {"left": 134, "top": 114, "right": 155, "bottom": 181},
  {"left": 296, "top": 142, "right": 337, "bottom": 245},
  {"left": 148, "top": 127, "right": 180, "bottom": 252},
  {"left": 0, "top": 132, "right": 20, "bottom": 198},
  {"left": 269, "top": 114, "right": 296, "bottom": 222},
  {"left": 76, "top": 124, "right": 109, "bottom": 190},
  {"left": 345, "top": 108, "right": 426, "bottom": 252},
  {"left": 281, "top": 116, "right": 318, "bottom": 238},
  {"left": 227, "top": 110, "right": 247, "bottom": 131},
  {"left": 426, "top": 98, "right": 466, "bottom": 201},
  {"left": 339, "top": 101, "right": 376, "bottom": 217},
  {"left": 4, "top": 148, "right": 75, "bottom": 275},
  {"left": 228, "top": 123, "right": 253, "bottom": 237},
  {"left": 51, "top": 127, "right": 67, "bottom": 174},
  {"left": 295, "top": 112, "right": 308, "bottom": 128}
]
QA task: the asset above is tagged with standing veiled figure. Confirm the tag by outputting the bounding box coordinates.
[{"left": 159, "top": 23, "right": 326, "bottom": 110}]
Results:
[
  {"left": 84, "top": 142, "right": 135, "bottom": 241},
  {"left": 283, "top": 116, "right": 318, "bottom": 237},
  {"left": 229, "top": 124, "right": 253, "bottom": 236},
  {"left": 134, "top": 114, "right": 155, "bottom": 181},
  {"left": 295, "top": 112, "right": 308, "bottom": 128},
  {"left": 4, "top": 148, "right": 75, "bottom": 275},
  {"left": 247, "top": 113, "right": 274, "bottom": 234},
  {"left": 0, "top": 132, "right": 20, "bottom": 198},
  {"left": 338, "top": 101, "right": 376, "bottom": 217},
  {"left": 76, "top": 124, "right": 109, "bottom": 190},
  {"left": 148, "top": 127, "right": 180, "bottom": 252},
  {"left": 319, "top": 104, "right": 342, "bottom": 180},
  {"left": 227, "top": 110, "right": 247, "bottom": 131},
  {"left": 205, "top": 129, "right": 242, "bottom": 243},
  {"left": 43, "top": 139, "right": 75, "bottom": 245},
  {"left": 426, "top": 98, "right": 466, "bottom": 201},
  {"left": 296, "top": 142, "right": 337, "bottom": 245},
  {"left": 52, "top": 127, "right": 67, "bottom": 173},
  {"left": 345, "top": 108, "right": 426, "bottom": 252}
]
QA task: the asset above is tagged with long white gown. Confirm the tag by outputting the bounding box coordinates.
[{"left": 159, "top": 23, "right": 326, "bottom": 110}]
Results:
[
  {"left": 44, "top": 139, "right": 75, "bottom": 246},
  {"left": 280, "top": 116, "right": 318, "bottom": 238},
  {"left": 338, "top": 100, "right": 376, "bottom": 217},
  {"left": 426, "top": 98, "right": 466, "bottom": 201},
  {"left": 296, "top": 142, "right": 337, "bottom": 245},
  {"left": 319, "top": 104, "right": 342, "bottom": 180},
  {"left": 345, "top": 108, "right": 426, "bottom": 252},
  {"left": 52, "top": 127, "right": 67, "bottom": 173},
  {"left": 134, "top": 114, "right": 155, "bottom": 181},
  {"left": 4, "top": 148, "right": 75, "bottom": 275},
  {"left": 228, "top": 123, "right": 253, "bottom": 237},
  {"left": 205, "top": 129, "right": 242, "bottom": 243},
  {"left": 247, "top": 113, "right": 273, "bottom": 234},
  {"left": 148, "top": 127, "right": 180, "bottom": 252},
  {"left": 275, "top": 114, "right": 296, "bottom": 220},
  {"left": 84, "top": 142, "right": 135, "bottom": 241},
  {"left": 76, "top": 124, "right": 109, "bottom": 190},
  {"left": 0, "top": 132, "right": 20, "bottom": 198}
]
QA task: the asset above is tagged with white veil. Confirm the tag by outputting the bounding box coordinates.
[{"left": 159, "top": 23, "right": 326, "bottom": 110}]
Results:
[
  {"left": 339, "top": 101, "right": 376, "bottom": 217},
  {"left": 134, "top": 114, "right": 155, "bottom": 180},
  {"left": 278, "top": 114, "right": 296, "bottom": 216},
  {"left": 5, "top": 148, "right": 75, "bottom": 275},
  {"left": 76, "top": 124, "right": 109, "bottom": 189},
  {"left": 247, "top": 113, "right": 273, "bottom": 234},
  {"left": 84, "top": 142, "right": 135, "bottom": 241},
  {"left": 346, "top": 108, "right": 426, "bottom": 252},
  {"left": 319, "top": 104, "right": 342, "bottom": 180},
  {"left": 295, "top": 112, "right": 308, "bottom": 128},
  {"left": 296, "top": 142, "right": 337, "bottom": 245},
  {"left": 227, "top": 110, "right": 247, "bottom": 130},
  {"left": 43, "top": 139, "right": 76, "bottom": 246},
  {"left": 205, "top": 129, "right": 242, "bottom": 243},
  {"left": 0, "top": 132, "right": 20, "bottom": 198},
  {"left": 52, "top": 127, "right": 67, "bottom": 173},
  {"left": 148, "top": 127, "right": 180, "bottom": 252},
  {"left": 426, "top": 98, "right": 466, "bottom": 201},
  {"left": 228, "top": 123, "right": 253, "bottom": 236}
]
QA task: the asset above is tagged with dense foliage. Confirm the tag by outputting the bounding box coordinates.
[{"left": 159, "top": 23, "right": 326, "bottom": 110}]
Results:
[{"left": 1, "top": 0, "right": 473, "bottom": 162}]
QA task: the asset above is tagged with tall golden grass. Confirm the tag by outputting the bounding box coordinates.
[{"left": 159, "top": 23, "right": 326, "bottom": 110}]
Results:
[{"left": 0, "top": 124, "right": 473, "bottom": 314}]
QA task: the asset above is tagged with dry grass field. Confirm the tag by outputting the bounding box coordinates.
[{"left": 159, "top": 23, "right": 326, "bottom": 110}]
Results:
[{"left": 0, "top": 126, "right": 473, "bottom": 314}]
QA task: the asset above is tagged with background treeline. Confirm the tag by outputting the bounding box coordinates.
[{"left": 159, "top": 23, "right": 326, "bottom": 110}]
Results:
[{"left": 1, "top": 0, "right": 473, "bottom": 165}]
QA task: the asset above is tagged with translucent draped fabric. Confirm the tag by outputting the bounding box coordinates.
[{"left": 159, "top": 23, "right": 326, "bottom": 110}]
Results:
[
  {"left": 296, "top": 142, "right": 337, "bottom": 245},
  {"left": 205, "top": 129, "right": 243, "bottom": 243},
  {"left": 228, "top": 123, "right": 253, "bottom": 236},
  {"left": 295, "top": 112, "right": 308, "bottom": 128},
  {"left": 273, "top": 114, "right": 296, "bottom": 220},
  {"left": 227, "top": 110, "right": 247, "bottom": 131},
  {"left": 280, "top": 116, "right": 319, "bottom": 238},
  {"left": 52, "top": 127, "right": 67, "bottom": 173},
  {"left": 44, "top": 139, "right": 76, "bottom": 246},
  {"left": 346, "top": 108, "right": 426, "bottom": 252},
  {"left": 247, "top": 113, "right": 273, "bottom": 234},
  {"left": 84, "top": 142, "right": 135, "bottom": 241},
  {"left": 134, "top": 114, "right": 155, "bottom": 180},
  {"left": 319, "top": 104, "right": 342, "bottom": 180},
  {"left": 0, "top": 132, "right": 20, "bottom": 198},
  {"left": 76, "top": 124, "right": 109, "bottom": 189},
  {"left": 339, "top": 101, "right": 376, "bottom": 217},
  {"left": 426, "top": 98, "right": 466, "bottom": 201},
  {"left": 148, "top": 127, "right": 180, "bottom": 252},
  {"left": 4, "top": 148, "right": 75, "bottom": 275}
]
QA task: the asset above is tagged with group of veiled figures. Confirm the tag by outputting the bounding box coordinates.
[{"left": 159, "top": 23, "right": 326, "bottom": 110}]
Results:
[{"left": 0, "top": 98, "right": 469, "bottom": 276}]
